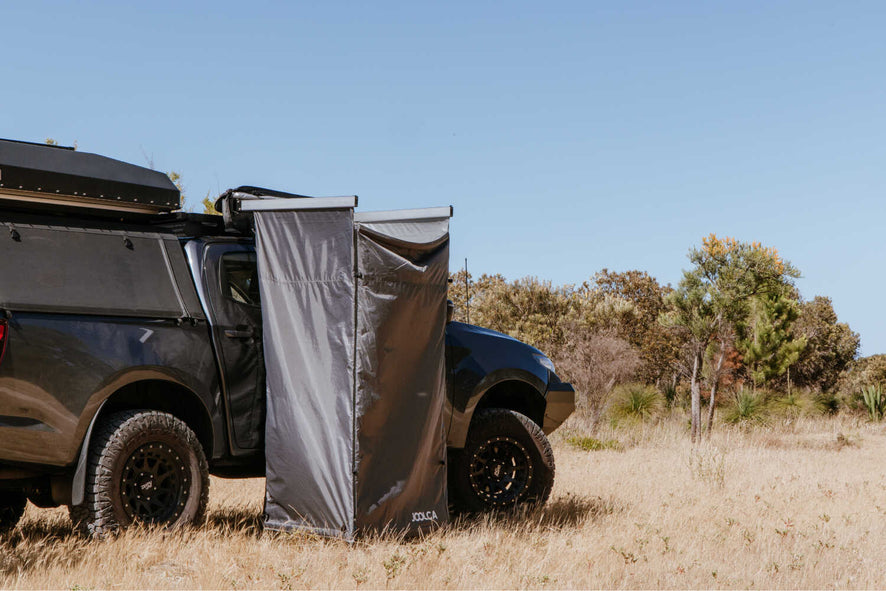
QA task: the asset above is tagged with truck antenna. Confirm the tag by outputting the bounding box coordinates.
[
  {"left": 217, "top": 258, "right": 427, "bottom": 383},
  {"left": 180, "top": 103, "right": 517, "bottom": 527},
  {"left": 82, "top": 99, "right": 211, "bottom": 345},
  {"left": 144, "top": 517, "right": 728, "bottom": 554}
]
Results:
[{"left": 464, "top": 257, "right": 470, "bottom": 325}]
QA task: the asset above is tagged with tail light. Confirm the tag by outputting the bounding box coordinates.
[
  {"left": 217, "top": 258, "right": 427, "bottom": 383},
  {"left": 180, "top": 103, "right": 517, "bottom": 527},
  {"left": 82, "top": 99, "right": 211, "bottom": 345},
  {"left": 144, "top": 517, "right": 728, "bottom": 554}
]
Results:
[{"left": 0, "top": 319, "right": 7, "bottom": 365}]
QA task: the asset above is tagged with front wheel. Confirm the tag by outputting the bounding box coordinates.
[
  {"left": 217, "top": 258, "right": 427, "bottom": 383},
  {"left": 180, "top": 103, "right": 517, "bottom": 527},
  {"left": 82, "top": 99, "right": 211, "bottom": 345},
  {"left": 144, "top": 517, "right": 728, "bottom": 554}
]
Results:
[
  {"left": 70, "top": 410, "right": 209, "bottom": 537},
  {"left": 449, "top": 409, "right": 555, "bottom": 513}
]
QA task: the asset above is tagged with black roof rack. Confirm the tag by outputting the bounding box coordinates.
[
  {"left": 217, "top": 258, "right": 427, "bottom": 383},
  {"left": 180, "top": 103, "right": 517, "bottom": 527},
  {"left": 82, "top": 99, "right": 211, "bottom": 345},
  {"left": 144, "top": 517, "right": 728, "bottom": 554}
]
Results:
[
  {"left": 0, "top": 138, "right": 76, "bottom": 151},
  {"left": 0, "top": 138, "right": 180, "bottom": 215},
  {"left": 214, "top": 186, "right": 320, "bottom": 232}
]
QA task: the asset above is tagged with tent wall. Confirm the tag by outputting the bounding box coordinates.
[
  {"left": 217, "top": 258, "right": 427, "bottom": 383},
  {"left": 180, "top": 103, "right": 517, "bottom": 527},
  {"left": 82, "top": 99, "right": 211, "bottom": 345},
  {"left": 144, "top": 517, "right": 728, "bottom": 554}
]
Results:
[
  {"left": 353, "top": 221, "right": 450, "bottom": 534},
  {"left": 258, "top": 210, "right": 356, "bottom": 538},
  {"left": 259, "top": 206, "right": 450, "bottom": 539}
]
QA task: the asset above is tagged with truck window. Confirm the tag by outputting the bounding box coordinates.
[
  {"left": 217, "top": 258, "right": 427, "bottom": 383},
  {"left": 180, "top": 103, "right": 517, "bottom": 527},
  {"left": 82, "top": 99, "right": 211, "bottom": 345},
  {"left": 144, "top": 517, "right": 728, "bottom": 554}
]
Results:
[{"left": 221, "top": 252, "right": 261, "bottom": 307}]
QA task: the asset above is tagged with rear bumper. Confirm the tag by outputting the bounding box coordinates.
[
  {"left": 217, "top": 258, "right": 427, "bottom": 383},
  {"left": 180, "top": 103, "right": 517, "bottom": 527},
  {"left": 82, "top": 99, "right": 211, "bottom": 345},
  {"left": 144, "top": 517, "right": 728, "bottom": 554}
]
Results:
[{"left": 542, "top": 383, "right": 576, "bottom": 434}]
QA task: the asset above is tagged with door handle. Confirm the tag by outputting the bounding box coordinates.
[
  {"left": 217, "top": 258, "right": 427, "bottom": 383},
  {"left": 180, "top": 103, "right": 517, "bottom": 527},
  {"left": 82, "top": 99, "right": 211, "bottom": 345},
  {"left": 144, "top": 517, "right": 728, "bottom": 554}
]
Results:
[{"left": 224, "top": 327, "right": 255, "bottom": 339}]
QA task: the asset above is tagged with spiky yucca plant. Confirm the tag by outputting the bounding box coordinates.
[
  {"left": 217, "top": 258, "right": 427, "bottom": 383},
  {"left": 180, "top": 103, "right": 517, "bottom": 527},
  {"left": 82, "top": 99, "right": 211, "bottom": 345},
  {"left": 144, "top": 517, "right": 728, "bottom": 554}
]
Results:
[
  {"left": 861, "top": 385, "right": 885, "bottom": 422},
  {"left": 611, "top": 384, "right": 662, "bottom": 423},
  {"left": 723, "top": 389, "right": 769, "bottom": 426},
  {"left": 773, "top": 391, "right": 809, "bottom": 419},
  {"left": 662, "top": 383, "right": 678, "bottom": 408}
]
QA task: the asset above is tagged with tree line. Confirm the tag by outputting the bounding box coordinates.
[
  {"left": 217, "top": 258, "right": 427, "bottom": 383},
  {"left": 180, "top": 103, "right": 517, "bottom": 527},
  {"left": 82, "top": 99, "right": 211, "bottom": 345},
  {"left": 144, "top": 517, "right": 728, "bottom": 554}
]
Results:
[
  {"left": 449, "top": 234, "right": 865, "bottom": 438},
  {"left": 169, "top": 159, "right": 870, "bottom": 435}
]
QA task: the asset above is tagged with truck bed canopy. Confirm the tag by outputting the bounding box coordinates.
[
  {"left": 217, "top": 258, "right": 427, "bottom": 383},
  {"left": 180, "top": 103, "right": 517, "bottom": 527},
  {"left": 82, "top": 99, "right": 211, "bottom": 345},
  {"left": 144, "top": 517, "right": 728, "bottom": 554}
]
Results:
[
  {"left": 0, "top": 139, "right": 180, "bottom": 214},
  {"left": 0, "top": 221, "right": 204, "bottom": 320}
]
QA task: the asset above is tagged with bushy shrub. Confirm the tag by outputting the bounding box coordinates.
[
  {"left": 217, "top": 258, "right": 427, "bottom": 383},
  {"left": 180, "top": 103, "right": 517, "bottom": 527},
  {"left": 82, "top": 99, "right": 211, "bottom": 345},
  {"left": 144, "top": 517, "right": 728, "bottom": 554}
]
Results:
[
  {"left": 555, "top": 331, "right": 641, "bottom": 432},
  {"left": 837, "top": 354, "right": 886, "bottom": 412},
  {"left": 610, "top": 384, "right": 662, "bottom": 424},
  {"left": 814, "top": 391, "right": 839, "bottom": 415},
  {"left": 770, "top": 390, "right": 821, "bottom": 419},
  {"left": 723, "top": 389, "right": 769, "bottom": 426}
]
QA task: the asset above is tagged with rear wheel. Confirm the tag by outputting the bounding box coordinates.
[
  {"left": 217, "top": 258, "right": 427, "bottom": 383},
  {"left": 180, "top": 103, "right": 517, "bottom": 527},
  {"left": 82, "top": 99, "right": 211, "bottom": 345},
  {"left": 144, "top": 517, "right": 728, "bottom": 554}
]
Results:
[
  {"left": 449, "top": 409, "right": 555, "bottom": 513},
  {"left": 0, "top": 490, "right": 27, "bottom": 533},
  {"left": 70, "top": 410, "right": 209, "bottom": 537}
]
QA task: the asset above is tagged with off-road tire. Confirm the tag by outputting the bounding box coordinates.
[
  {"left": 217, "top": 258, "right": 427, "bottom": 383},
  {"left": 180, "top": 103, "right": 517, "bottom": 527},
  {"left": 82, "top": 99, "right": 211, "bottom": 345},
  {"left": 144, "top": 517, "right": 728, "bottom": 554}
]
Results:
[
  {"left": 69, "top": 410, "right": 209, "bottom": 537},
  {"left": 449, "top": 408, "right": 555, "bottom": 513},
  {"left": 0, "top": 491, "right": 27, "bottom": 533}
]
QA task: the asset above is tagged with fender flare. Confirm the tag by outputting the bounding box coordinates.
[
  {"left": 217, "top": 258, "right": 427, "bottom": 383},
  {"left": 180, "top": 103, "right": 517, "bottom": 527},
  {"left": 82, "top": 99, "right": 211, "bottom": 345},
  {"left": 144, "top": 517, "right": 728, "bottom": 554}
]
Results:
[{"left": 448, "top": 371, "right": 547, "bottom": 449}]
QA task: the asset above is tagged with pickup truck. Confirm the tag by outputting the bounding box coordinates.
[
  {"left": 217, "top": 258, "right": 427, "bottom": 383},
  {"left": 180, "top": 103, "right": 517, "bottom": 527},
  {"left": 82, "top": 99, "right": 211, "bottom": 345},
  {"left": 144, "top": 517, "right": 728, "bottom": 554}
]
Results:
[{"left": 0, "top": 140, "right": 575, "bottom": 535}]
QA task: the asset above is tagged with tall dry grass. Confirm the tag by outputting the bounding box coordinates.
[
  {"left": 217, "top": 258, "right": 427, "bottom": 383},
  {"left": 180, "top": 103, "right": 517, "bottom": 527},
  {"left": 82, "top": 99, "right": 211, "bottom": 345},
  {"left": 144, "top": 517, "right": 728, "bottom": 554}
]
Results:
[{"left": 3, "top": 414, "right": 886, "bottom": 589}]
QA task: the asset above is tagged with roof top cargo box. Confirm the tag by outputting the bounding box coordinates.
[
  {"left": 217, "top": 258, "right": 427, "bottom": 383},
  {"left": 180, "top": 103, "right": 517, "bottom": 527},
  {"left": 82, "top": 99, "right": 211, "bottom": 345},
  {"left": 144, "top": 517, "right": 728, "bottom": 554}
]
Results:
[{"left": 0, "top": 139, "right": 180, "bottom": 215}]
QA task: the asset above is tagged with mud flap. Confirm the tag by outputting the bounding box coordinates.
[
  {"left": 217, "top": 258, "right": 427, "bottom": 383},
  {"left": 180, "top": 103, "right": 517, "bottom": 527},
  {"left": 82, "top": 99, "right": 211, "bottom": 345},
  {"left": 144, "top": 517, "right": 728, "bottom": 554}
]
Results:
[{"left": 71, "top": 400, "right": 107, "bottom": 507}]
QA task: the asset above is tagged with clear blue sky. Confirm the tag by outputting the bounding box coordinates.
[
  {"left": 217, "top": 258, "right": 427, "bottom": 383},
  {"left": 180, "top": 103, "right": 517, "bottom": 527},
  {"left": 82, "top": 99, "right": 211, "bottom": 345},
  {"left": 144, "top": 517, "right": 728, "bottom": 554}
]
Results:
[{"left": 3, "top": 2, "right": 885, "bottom": 353}]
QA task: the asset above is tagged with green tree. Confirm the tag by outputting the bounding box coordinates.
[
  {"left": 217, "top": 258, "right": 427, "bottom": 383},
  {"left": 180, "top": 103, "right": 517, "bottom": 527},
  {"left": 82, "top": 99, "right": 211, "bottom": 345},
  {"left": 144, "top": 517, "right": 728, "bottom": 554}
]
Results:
[
  {"left": 447, "top": 270, "right": 506, "bottom": 326},
  {"left": 462, "top": 273, "right": 639, "bottom": 361},
  {"left": 788, "top": 296, "right": 859, "bottom": 392},
  {"left": 664, "top": 235, "right": 802, "bottom": 442},
  {"left": 448, "top": 272, "right": 642, "bottom": 426},
  {"left": 571, "top": 287, "right": 637, "bottom": 335},
  {"left": 592, "top": 269, "right": 682, "bottom": 385},
  {"left": 736, "top": 293, "right": 806, "bottom": 388},
  {"left": 470, "top": 276, "right": 574, "bottom": 355},
  {"left": 663, "top": 269, "right": 717, "bottom": 442}
]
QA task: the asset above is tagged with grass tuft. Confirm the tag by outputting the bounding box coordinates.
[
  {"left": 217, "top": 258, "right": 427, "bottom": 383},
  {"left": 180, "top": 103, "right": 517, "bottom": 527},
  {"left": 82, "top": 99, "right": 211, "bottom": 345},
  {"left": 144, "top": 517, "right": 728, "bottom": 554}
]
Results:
[
  {"left": 566, "top": 435, "right": 623, "bottom": 452},
  {"left": 610, "top": 384, "right": 662, "bottom": 423},
  {"left": 688, "top": 445, "right": 727, "bottom": 487},
  {"left": 723, "top": 389, "right": 769, "bottom": 426},
  {"left": 772, "top": 391, "right": 809, "bottom": 418}
]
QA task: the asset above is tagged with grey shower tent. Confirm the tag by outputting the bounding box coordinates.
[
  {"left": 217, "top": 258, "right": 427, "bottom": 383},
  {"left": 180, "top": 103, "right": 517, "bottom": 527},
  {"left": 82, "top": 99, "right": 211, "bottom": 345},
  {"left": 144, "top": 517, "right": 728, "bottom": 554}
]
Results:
[{"left": 250, "top": 196, "right": 451, "bottom": 539}]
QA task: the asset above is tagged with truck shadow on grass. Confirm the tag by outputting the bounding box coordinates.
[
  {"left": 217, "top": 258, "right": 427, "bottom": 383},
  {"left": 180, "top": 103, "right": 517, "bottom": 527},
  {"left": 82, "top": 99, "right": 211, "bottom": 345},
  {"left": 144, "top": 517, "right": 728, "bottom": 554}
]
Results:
[
  {"left": 203, "top": 493, "right": 622, "bottom": 541},
  {"left": 449, "top": 493, "right": 622, "bottom": 531},
  {"left": 3, "top": 514, "right": 80, "bottom": 543},
  {"left": 204, "top": 507, "right": 264, "bottom": 537},
  {"left": 0, "top": 518, "right": 90, "bottom": 579},
  {"left": 0, "top": 493, "right": 621, "bottom": 572}
]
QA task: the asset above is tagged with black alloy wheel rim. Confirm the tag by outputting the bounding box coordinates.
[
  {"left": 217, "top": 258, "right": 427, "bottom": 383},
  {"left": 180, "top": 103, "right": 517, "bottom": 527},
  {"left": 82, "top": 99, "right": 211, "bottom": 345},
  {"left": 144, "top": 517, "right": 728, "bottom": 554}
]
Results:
[
  {"left": 469, "top": 436, "right": 533, "bottom": 506},
  {"left": 120, "top": 442, "right": 188, "bottom": 524}
]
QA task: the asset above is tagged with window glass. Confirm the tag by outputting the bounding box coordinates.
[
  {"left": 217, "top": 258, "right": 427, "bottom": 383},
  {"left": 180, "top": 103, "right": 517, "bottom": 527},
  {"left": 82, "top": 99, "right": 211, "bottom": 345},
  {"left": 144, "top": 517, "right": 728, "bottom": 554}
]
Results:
[{"left": 221, "top": 252, "right": 260, "bottom": 306}]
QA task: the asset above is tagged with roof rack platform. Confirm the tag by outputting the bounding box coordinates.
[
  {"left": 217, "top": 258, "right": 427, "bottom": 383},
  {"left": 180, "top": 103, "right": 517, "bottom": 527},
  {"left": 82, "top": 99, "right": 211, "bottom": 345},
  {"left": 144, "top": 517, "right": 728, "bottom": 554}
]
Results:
[{"left": 0, "top": 138, "right": 180, "bottom": 215}]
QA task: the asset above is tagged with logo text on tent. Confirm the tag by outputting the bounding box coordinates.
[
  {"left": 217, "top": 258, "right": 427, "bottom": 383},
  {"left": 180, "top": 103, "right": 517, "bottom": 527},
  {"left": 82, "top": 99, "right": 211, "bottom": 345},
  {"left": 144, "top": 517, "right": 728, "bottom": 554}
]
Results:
[{"left": 411, "top": 510, "right": 439, "bottom": 523}]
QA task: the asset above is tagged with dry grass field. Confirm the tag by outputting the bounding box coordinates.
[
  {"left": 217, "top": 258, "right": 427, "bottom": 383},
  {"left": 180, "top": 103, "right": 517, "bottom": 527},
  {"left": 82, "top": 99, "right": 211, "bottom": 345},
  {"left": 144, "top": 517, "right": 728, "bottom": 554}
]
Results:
[{"left": 3, "top": 414, "right": 886, "bottom": 589}]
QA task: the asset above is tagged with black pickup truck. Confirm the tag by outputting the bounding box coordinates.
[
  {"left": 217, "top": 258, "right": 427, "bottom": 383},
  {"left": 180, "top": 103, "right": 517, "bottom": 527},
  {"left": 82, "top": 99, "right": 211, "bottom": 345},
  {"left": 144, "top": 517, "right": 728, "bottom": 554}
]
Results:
[{"left": 0, "top": 139, "right": 575, "bottom": 535}]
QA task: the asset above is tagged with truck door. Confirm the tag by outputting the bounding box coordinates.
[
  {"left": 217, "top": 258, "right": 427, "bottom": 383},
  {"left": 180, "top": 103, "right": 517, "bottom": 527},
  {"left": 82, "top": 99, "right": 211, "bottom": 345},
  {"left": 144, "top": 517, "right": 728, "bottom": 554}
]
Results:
[{"left": 202, "top": 243, "right": 265, "bottom": 451}]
